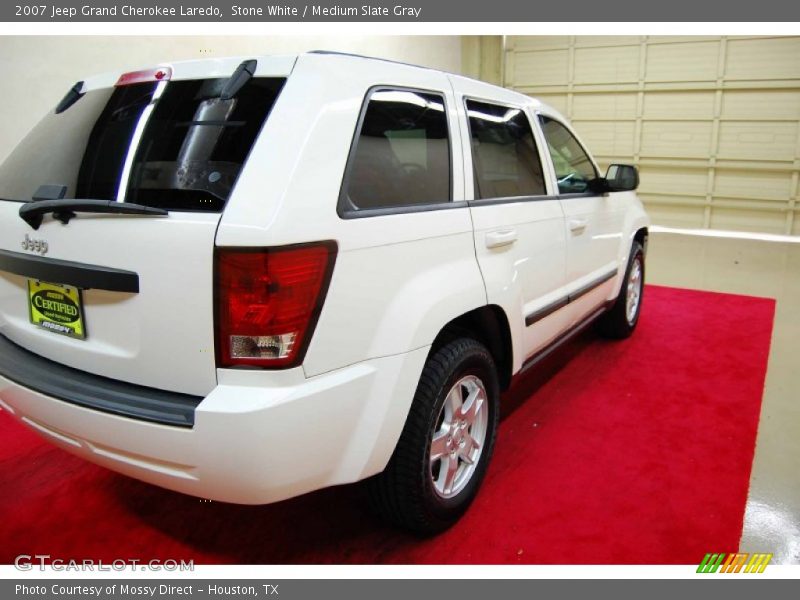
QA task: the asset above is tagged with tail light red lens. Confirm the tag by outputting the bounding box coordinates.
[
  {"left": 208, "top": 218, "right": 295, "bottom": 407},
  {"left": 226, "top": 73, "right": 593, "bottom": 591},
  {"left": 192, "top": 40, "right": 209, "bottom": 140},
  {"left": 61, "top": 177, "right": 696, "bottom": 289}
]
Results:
[{"left": 215, "top": 243, "right": 336, "bottom": 368}]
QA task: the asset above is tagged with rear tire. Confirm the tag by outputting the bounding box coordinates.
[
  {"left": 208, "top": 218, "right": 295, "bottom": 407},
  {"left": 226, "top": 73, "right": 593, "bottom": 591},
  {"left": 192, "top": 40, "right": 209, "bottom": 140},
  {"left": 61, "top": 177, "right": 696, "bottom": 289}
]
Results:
[
  {"left": 597, "top": 241, "right": 645, "bottom": 339},
  {"left": 368, "top": 337, "right": 499, "bottom": 535}
]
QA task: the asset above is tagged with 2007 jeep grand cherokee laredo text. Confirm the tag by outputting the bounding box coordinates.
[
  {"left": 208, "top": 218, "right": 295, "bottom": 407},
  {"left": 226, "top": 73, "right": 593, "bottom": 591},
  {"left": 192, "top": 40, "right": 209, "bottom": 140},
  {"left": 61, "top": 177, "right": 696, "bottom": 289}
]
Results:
[{"left": 0, "top": 52, "right": 649, "bottom": 533}]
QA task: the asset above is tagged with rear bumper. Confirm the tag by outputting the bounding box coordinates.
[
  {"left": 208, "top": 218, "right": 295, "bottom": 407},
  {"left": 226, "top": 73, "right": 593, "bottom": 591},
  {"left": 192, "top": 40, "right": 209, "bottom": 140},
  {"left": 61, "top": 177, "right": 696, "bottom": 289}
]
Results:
[
  {"left": 0, "top": 346, "right": 429, "bottom": 504},
  {"left": 0, "top": 334, "right": 201, "bottom": 427}
]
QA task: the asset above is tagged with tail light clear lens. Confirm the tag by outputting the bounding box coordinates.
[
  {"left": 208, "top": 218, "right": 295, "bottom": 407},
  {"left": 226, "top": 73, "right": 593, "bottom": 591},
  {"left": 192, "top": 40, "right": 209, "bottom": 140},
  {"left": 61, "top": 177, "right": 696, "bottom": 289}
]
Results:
[{"left": 215, "top": 243, "right": 336, "bottom": 368}]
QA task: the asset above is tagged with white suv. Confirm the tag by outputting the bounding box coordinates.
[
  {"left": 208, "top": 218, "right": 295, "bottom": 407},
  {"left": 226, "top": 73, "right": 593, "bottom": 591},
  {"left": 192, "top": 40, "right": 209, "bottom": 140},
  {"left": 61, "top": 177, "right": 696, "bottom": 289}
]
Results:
[{"left": 0, "top": 52, "right": 648, "bottom": 533}]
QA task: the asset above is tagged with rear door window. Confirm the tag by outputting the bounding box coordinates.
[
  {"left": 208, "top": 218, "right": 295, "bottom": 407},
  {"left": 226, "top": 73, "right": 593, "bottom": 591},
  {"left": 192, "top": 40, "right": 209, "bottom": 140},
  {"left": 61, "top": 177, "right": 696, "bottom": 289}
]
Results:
[
  {"left": 0, "top": 77, "right": 285, "bottom": 212},
  {"left": 341, "top": 88, "right": 451, "bottom": 212},
  {"left": 465, "top": 99, "right": 546, "bottom": 200}
]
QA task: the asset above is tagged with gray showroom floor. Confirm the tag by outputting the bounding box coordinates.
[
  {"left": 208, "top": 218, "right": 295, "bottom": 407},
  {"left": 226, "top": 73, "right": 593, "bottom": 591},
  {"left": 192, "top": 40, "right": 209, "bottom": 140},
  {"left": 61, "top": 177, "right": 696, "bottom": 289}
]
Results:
[{"left": 646, "top": 231, "right": 800, "bottom": 564}]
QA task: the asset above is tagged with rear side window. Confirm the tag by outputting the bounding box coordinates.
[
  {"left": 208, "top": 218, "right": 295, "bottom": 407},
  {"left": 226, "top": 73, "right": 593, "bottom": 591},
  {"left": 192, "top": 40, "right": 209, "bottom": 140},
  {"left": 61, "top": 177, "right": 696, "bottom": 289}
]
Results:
[
  {"left": 539, "top": 116, "right": 597, "bottom": 194},
  {"left": 341, "top": 88, "right": 451, "bottom": 212},
  {"left": 466, "top": 99, "right": 546, "bottom": 199},
  {"left": 0, "top": 77, "right": 285, "bottom": 212}
]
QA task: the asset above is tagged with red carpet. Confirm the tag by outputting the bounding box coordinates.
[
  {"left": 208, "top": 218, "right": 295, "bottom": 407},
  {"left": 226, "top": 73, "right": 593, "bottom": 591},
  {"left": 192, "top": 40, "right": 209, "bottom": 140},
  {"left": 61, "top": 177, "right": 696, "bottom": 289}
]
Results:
[{"left": 0, "top": 285, "right": 775, "bottom": 564}]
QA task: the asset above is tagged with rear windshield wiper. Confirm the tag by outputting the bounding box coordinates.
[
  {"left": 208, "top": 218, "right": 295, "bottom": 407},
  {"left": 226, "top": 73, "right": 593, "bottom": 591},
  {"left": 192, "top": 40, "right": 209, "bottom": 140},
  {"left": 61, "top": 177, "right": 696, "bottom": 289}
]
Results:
[{"left": 19, "top": 199, "right": 167, "bottom": 230}]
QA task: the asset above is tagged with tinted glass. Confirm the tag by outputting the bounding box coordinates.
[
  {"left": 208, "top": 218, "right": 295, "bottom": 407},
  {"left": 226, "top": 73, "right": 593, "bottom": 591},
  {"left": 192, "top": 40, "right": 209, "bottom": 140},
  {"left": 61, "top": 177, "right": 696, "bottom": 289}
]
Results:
[
  {"left": 0, "top": 78, "right": 285, "bottom": 212},
  {"left": 0, "top": 84, "right": 154, "bottom": 203},
  {"left": 466, "top": 100, "right": 545, "bottom": 199},
  {"left": 343, "top": 89, "right": 450, "bottom": 211},
  {"left": 127, "top": 78, "right": 284, "bottom": 211},
  {"left": 540, "top": 116, "right": 597, "bottom": 194}
]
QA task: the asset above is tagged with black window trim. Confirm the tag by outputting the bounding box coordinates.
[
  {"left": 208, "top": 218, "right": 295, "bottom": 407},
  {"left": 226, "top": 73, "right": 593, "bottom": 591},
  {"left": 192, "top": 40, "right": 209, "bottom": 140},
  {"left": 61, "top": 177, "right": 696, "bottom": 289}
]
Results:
[
  {"left": 466, "top": 191, "right": 594, "bottom": 209},
  {"left": 337, "top": 84, "right": 455, "bottom": 220},
  {"left": 536, "top": 111, "right": 602, "bottom": 197},
  {"left": 462, "top": 94, "right": 552, "bottom": 204}
]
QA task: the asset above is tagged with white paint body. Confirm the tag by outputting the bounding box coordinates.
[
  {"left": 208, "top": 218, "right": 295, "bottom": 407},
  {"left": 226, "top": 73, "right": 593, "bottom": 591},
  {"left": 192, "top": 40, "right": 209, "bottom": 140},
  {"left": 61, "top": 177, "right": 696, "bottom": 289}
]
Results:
[{"left": 0, "top": 53, "right": 649, "bottom": 504}]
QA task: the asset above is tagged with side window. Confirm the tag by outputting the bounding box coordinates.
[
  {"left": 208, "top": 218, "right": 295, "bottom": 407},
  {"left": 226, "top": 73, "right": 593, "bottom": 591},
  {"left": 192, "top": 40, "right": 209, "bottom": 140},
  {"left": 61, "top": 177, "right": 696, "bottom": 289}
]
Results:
[
  {"left": 342, "top": 88, "right": 450, "bottom": 211},
  {"left": 466, "top": 99, "right": 546, "bottom": 199},
  {"left": 539, "top": 116, "right": 598, "bottom": 194}
]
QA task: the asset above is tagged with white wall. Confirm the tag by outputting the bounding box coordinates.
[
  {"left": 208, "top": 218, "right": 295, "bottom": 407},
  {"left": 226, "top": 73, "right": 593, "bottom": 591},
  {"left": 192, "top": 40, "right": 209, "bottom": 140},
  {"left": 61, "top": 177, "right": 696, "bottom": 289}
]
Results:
[
  {"left": 0, "top": 35, "right": 463, "bottom": 163},
  {"left": 504, "top": 36, "right": 800, "bottom": 235}
]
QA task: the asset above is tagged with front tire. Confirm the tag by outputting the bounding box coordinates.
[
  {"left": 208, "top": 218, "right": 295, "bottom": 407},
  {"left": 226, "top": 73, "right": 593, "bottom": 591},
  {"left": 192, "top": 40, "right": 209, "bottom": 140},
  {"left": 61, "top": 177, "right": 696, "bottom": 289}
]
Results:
[
  {"left": 368, "top": 337, "right": 500, "bottom": 534},
  {"left": 597, "top": 240, "right": 645, "bottom": 339}
]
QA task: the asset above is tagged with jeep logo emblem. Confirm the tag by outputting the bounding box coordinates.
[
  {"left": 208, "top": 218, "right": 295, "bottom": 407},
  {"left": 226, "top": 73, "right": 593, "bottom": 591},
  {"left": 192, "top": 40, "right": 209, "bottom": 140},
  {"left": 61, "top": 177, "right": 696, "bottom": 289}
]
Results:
[{"left": 21, "top": 234, "right": 48, "bottom": 255}]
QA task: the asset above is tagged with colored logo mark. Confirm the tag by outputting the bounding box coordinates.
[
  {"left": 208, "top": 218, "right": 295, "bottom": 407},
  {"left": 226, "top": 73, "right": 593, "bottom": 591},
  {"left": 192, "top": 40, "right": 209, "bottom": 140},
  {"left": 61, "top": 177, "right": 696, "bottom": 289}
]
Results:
[{"left": 697, "top": 553, "right": 773, "bottom": 573}]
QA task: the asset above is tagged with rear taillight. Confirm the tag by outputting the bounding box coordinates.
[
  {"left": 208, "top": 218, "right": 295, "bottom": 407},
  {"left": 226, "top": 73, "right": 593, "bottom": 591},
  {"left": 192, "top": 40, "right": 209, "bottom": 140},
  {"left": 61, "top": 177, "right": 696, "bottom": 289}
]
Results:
[{"left": 215, "top": 243, "right": 336, "bottom": 368}]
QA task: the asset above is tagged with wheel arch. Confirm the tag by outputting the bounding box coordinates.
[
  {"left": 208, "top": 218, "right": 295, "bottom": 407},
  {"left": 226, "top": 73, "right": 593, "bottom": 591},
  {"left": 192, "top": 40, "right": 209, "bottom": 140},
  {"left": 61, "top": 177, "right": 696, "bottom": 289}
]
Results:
[
  {"left": 430, "top": 305, "right": 514, "bottom": 391},
  {"left": 633, "top": 226, "right": 649, "bottom": 256}
]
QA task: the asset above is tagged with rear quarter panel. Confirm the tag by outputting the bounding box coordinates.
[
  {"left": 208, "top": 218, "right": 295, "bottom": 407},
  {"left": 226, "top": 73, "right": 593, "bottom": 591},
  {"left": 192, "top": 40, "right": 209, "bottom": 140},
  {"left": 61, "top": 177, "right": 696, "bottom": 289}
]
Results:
[{"left": 216, "top": 54, "right": 488, "bottom": 377}]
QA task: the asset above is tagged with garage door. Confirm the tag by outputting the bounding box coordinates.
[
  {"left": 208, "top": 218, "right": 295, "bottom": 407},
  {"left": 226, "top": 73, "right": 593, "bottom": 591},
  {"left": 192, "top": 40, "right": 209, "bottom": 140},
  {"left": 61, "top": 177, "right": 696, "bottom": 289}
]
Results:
[{"left": 504, "top": 36, "right": 800, "bottom": 235}]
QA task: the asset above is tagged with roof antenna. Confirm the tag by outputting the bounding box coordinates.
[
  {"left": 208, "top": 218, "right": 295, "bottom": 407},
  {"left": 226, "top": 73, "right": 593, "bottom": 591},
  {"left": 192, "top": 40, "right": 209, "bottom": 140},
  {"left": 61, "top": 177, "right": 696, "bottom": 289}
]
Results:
[{"left": 220, "top": 60, "right": 257, "bottom": 100}]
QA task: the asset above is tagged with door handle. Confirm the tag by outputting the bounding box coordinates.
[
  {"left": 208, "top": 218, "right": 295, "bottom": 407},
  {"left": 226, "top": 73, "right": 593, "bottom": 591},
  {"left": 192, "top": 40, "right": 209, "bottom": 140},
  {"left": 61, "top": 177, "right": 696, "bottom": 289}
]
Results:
[
  {"left": 485, "top": 229, "right": 518, "bottom": 249},
  {"left": 568, "top": 218, "right": 588, "bottom": 233}
]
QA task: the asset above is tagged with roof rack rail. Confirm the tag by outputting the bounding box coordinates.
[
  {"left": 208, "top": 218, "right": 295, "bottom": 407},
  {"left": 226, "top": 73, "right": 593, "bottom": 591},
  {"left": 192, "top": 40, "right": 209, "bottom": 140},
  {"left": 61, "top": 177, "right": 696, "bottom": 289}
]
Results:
[{"left": 306, "top": 50, "right": 435, "bottom": 73}]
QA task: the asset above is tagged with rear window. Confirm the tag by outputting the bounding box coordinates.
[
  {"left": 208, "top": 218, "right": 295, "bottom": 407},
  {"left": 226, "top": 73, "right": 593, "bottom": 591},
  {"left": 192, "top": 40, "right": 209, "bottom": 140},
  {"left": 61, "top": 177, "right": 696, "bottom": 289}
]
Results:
[
  {"left": 466, "top": 99, "right": 546, "bottom": 199},
  {"left": 0, "top": 77, "right": 285, "bottom": 212}
]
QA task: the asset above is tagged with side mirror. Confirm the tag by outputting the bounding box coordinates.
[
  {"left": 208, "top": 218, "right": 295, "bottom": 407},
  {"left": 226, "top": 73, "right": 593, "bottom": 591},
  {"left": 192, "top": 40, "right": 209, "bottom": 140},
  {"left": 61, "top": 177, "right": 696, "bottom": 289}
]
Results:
[{"left": 601, "top": 164, "right": 639, "bottom": 192}]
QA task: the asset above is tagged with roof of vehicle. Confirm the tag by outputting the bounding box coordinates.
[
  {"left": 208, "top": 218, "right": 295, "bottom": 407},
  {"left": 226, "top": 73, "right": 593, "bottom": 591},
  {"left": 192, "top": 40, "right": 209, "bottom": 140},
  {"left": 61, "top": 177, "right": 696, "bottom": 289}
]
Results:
[
  {"left": 305, "top": 50, "right": 553, "bottom": 112},
  {"left": 306, "top": 49, "right": 439, "bottom": 71},
  {"left": 76, "top": 50, "right": 559, "bottom": 119}
]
